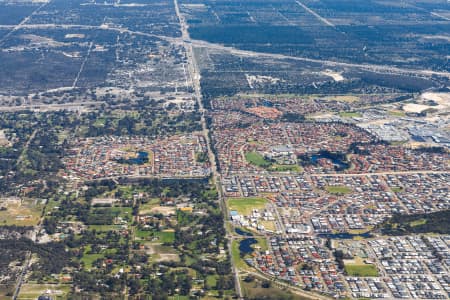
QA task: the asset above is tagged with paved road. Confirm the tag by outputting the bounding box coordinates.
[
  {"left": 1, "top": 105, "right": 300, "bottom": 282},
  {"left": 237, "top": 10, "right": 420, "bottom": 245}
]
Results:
[
  {"left": 172, "top": 0, "right": 243, "bottom": 298},
  {"left": 12, "top": 252, "right": 32, "bottom": 300},
  {"left": 227, "top": 170, "right": 449, "bottom": 179},
  {"left": 0, "top": 101, "right": 105, "bottom": 112}
]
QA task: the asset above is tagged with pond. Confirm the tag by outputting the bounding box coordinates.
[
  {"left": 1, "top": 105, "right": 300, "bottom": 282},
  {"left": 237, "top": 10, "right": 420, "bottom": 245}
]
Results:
[
  {"left": 127, "top": 151, "right": 149, "bottom": 165},
  {"left": 239, "top": 238, "right": 258, "bottom": 254},
  {"left": 235, "top": 228, "right": 253, "bottom": 237}
]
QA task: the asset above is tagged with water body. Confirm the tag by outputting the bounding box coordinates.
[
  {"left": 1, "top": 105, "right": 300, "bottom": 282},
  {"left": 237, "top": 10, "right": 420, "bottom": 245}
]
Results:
[
  {"left": 239, "top": 238, "right": 258, "bottom": 254},
  {"left": 262, "top": 99, "right": 274, "bottom": 107},
  {"left": 311, "top": 152, "right": 349, "bottom": 170},
  {"left": 235, "top": 228, "right": 253, "bottom": 237},
  {"left": 128, "top": 151, "right": 149, "bottom": 165},
  {"left": 318, "top": 232, "right": 373, "bottom": 239}
]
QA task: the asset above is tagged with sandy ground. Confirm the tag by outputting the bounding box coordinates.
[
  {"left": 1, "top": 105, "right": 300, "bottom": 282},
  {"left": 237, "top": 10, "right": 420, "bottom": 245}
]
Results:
[
  {"left": 150, "top": 206, "right": 176, "bottom": 216},
  {"left": 403, "top": 103, "right": 432, "bottom": 113},
  {"left": 321, "top": 70, "right": 345, "bottom": 82},
  {"left": 421, "top": 92, "right": 450, "bottom": 109}
]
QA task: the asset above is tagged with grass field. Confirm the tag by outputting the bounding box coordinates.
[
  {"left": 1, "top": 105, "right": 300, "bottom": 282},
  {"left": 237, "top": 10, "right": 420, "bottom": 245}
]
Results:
[
  {"left": 228, "top": 198, "right": 267, "bottom": 215},
  {"left": 268, "top": 164, "right": 302, "bottom": 172},
  {"left": 139, "top": 198, "right": 160, "bottom": 214},
  {"left": 155, "top": 230, "right": 175, "bottom": 244},
  {"left": 245, "top": 152, "right": 302, "bottom": 173},
  {"left": 18, "top": 284, "right": 70, "bottom": 300},
  {"left": 344, "top": 264, "right": 379, "bottom": 277},
  {"left": 260, "top": 220, "right": 276, "bottom": 232},
  {"left": 339, "top": 111, "right": 362, "bottom": 118},
  {"left": 322, "top": 95, "right": 360, "bottom": 103},
  {"left": 410, "top": 218, "right": 427, "bottom": 227},
  {"left": 231, "top": 240, "right": 249, "bottom": 270},
  {"left": 255, "top": 238, "right": 268, "bottom": 251},
  {"left": 206, "top": 275, "right": 218, "bottom": 288},
  {"left": 391, "top": 187, "right": 404, "bottom": 193},
  {"left": 325, "top": 185, "right": 352, "bottom": 195},
  {"left": 88, "top": 224, "right": 123, "bottom": 231},
  {"left": 389, "top": 110, "right": 406, "bottom": 117},
  {"left": 81, "top": 253, "right": 104, "bottom": 269},
  {"left": 245, "top": 152, "right": 272, "bottom": 168},
  {"left": 135, "top": 229, "right": 152, "bottom": 239},
  {"left": 0, "top": 200, "right": 44, "bottom": 226}
]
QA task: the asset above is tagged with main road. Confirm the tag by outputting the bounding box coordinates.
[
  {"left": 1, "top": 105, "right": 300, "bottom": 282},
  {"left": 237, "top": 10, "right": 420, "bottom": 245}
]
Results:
[{"left": 172, "top": 0, "right": 244, "bottom": 298}]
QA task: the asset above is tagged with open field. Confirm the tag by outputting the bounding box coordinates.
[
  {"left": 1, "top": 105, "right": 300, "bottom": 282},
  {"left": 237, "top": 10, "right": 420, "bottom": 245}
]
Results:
[
  {"left": 268, "top": 164, "right": 302, "bottom": 172},
  {"left": 245, "top": 151, "right": 272, "bottom": 168},
  {"left": 231, "top": 240, "right": 249, "bottom": 270},
  {"left": 228, "top": 197, "right": 268, "bottom": 215},
  {"left": 0, "top": 199, "right": 44, "bottom": 226},
  {"left": 344, "top": 263, "right": 379, "bottom": 277},
  {"left": 339, "top": 111, "right": 362, "bottom": 118},
  {"left": 18, "top": 284, "right": 70, "bottom": 300},
  {"left": 324, "top": 185, "right": 352, "bottom": 195}
]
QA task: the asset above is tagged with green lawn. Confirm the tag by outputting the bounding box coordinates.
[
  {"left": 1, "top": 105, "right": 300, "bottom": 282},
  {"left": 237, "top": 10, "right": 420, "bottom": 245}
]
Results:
[
  {"left": 206, "top": 275, "right": 218, "bottom": 288},
  {"left": 268, "top": 164, "right": 302, "bottom": 172},
  {"left": 410, "top": 218, "right": 427, "bottom": 227},
  {"left": 389, "top": 110, "right": 406, "bottom": 117},
  {"left": 325, "top": 185, "right": 352, "bottom": 195},
  {"left": 339, "top": 111, "right": 362, "bottom": 118},
  {"left": 345, "top": 264, "right": 379, "bottom": 277},
  {"left": 155, "top": 231, "right": 175, "bottom": 244},
  {"left": 391, "top": 187, "right": 404, "bottom": 193},
  {"left": 0, "top": 200, "right": 44, "bottom": 226},
  {"left": 88, "top": 225, "right": 123, "bottom": 231},
  {"left": 18, "top": 284, "right": 70, "bottom": 300},
  {"left": 255, "top": 238, "right": 268, "bottom": 252},
  {"left": 245, "top": 152, "right": 302, "bottom": 173},
  {"left": 228, "top": 198, "right": 267, "bottom": 215},
  {"left": 139, "top": 198, "right": 160, "bottom": 214},
  {"left": 231, "top": 240, "right": 247, "bottom": 269},
  {"left": 81, "top": 254, "right": 104, "bottom": 269},
  {"left": 245, "top": 152, "right": 272, "bottom": 168},
  {"left": 135, "top": 229, "right": 152, "bottom": 239}
]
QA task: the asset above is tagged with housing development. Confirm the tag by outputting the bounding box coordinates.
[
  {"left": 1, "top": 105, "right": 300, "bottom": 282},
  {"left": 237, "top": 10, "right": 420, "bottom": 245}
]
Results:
[{"left": 0, "top": 0, "right": 449, "bottom": 299}]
